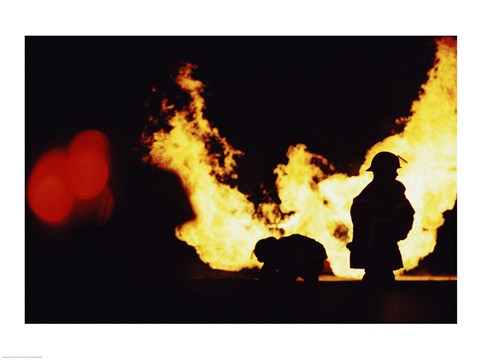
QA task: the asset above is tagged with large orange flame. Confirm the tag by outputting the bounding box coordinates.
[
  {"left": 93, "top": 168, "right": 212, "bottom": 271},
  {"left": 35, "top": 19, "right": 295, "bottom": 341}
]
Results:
[{"left": 144, "top": 38, "right": 456, "bottom": 278}]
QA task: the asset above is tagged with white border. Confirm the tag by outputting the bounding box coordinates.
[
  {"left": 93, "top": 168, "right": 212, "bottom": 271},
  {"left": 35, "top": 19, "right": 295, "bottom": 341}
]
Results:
[{"left": 2, "top": 1, "right": 479, "bottom": 359}]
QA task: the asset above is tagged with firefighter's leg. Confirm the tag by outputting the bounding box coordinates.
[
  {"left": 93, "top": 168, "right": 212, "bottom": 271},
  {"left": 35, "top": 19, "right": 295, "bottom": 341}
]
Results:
[
  {"left": 302, "top": 272, "right": 320, "bottom": 283},
  {"left": 301, "top": 258, "right": 324, "bottom": 283},
  {"left": 258, "top": 264, "right": 277, "bottom": 282},
  {"left": 363, "top": 266, "right": 395, "bottom": 284},
  {"left": 277, "top": 267, "right": 299, "bottom": 283}
]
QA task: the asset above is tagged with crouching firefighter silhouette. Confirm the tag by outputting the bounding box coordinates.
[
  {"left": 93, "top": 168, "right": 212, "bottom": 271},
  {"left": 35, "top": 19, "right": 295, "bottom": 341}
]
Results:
[
  {"left": 253, "top": 234, "right": 328, "bottom": 283},
  {"left": 347, "top": 151, "right": 415, "bottom": 284}
]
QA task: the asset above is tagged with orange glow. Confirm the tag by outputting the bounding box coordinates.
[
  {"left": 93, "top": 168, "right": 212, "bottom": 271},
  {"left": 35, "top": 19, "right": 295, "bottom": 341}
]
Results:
[
  {"left": 27, "top": 149, "right": 74, "bottom": 224},
  {"left": 66, "top": 130, "right": 109, "bottom": 200},
  {"left": 76, "top": 187, "right": 115, "bottom": 224},
  {"left": 96, "top": 187, "right": 114, "bottom": 223},
  {"left": 143, "top": 38, "right": 457, "bottom": 277}
]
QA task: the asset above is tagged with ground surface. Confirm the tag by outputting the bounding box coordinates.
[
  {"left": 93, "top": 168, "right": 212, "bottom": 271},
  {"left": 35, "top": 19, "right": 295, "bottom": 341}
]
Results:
[{"left": 26, "top": 276, "right": 457, "bottom": 324}]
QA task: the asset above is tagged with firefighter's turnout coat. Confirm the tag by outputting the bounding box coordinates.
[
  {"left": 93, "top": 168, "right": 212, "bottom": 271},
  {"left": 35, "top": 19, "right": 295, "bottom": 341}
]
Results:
[{"left": 348, "top": 179, "right": 415, "bottom": 270}]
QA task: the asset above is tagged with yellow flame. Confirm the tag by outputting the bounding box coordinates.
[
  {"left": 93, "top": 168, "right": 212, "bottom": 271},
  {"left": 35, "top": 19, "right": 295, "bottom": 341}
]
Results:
[{"left": 144, "top": 38, "right": 456, "bottom": 278}]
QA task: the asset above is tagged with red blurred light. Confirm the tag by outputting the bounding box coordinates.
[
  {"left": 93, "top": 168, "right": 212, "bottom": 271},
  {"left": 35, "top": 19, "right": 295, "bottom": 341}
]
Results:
[
  {"left": 27, "top": 149, "right": 74, "bottom": 224},
  {"left": 27, "top": 129, "right": 112, "bottom": 225},
  {"left": 66, "top": 130, "right": 110, "bottom": 200},
  {"left": 68, "top": 129, "right": 109, "bottom": 156}
]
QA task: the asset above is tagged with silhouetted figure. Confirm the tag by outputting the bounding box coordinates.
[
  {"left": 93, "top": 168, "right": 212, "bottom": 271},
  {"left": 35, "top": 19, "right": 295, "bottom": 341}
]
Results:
[
  {"left": 347, "top": 151, "right": 415, "bottom": 285},
  {"left": 253, "top": 234, "right": 328, "bottom": 283}
]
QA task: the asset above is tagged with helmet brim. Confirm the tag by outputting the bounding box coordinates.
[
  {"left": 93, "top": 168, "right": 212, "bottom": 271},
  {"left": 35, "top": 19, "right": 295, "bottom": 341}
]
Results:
[{"left": 366, "top": 165, "right": 401, "bottom": 172}]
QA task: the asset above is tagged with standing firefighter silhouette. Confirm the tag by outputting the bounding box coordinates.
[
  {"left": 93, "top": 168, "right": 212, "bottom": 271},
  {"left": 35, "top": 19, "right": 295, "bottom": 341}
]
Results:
[
  {"left": 253, "top": 234, "right": 328, "bottom": 283},
  {"left": 347, "top": 152, "right": 415, "bottom": 284}
]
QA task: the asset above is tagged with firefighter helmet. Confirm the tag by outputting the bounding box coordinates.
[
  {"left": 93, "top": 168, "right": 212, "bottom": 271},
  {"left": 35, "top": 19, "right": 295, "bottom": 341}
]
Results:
[{"left": 366, "top": 151, "right": 401, "bottom": 172}]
